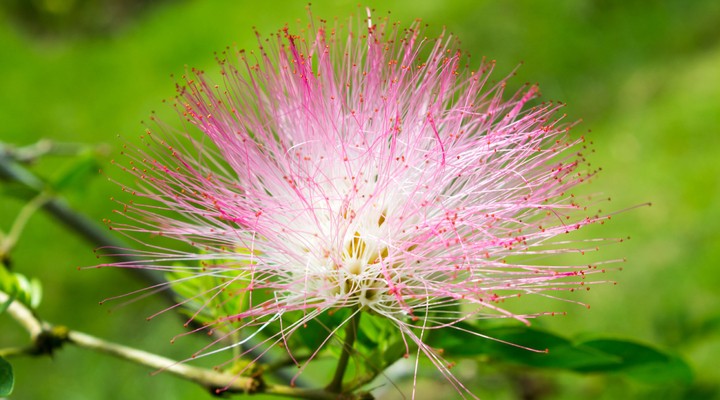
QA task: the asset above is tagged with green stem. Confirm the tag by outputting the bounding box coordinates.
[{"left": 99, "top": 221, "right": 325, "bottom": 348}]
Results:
[
  {"left": 0, "top": 346, "right": 35, "bottom": 358},
  {"left": 264, "top": 384, "right": 346, "bottom": 400},
  {"left": 67, "top": 330, "right": 259, "bottom": 394},
  {"left": 0, "top": 193, "right": 49, "bottom": 256},
  {"left": 327, "top": 310, "right": 362, "bottom": 393}
]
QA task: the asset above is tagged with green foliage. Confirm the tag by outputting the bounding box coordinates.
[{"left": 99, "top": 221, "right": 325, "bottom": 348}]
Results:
[
  {"left": 294, "top": 309, "right": 352, "bottom": 352},
  {"left": 0, "top": 356, "right": 13, "bottom": 396},
  {"left": 0, "top": 181, "right": 36, "bottom": 202},
  {"left": 165, "top": 263, "right": 250, "bottom": 329},
  {"left": 358, "top": 312, "right": 407, "bottom": 369},
  {"left": 1, "top": 0, "right": 719, "bottom": 398},
  {"left": 289, "top": 310, "right": 410, "bottom": 389},
  {"left": 429, "top": 323, "right": 693, "bottom": 384},
  {"left": 0, "top": 266, "right": 42, "bottom": 310},
  {"left": 575, "top": 339, "right": 693, "bottom": 384}
]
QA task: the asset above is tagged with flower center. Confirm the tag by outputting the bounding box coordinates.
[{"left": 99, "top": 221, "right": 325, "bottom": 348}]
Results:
[{"left": 329, "top": 209, "right": 391, "bottom": 308}]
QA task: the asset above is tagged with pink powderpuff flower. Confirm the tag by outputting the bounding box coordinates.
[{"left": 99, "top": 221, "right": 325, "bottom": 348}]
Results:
[{"left": 103, "top": 10, "right": 620, "bottom": 398}]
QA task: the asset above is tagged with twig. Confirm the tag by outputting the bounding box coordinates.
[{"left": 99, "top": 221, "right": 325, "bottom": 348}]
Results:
[
  {"left": 0, "top": 193, "right": 50, "bottom": 257},
  {"left": 66, "top": 330, "right": 258, "bottom": 394},
  {"left": 1, "top": 290, "right": 44, "bottom": 338},
  {"left": 0, "top": 144, "right": 310, "bottom": 387},
  {"left": 0, "top": 346, "right": 34, "bottom": 358},
  {"left": 0, "top": 290, "right": 363, "bottom": 399},
  {"left": 0, "top": 148, "right": 167, "bottom": 291},
  {"left": 1, "top": 142, "right": 319, "bottom": 391},
  {"left": 327, "top": 310, "right": 361, "bottom": 393}
]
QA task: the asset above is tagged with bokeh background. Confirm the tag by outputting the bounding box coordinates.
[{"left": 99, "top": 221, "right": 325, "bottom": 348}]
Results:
[{"left": 1, "top": 0, "right": 719, "bottom": 399}]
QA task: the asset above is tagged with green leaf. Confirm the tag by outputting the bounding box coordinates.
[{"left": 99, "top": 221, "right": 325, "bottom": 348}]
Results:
[
  {"left": 576, "top": 339, "right": 694, "bottom": 384},
  {"left": 360, "top": 313, "right": 408, "bottom": 369},
  {"left": 165, "top": 260, "right": 251, "bottom": 329},
  {"left": 29, "top": 277, "right": 42, "bottom": 309},
  {"left": 0, "top": 182, "right": 37, "bottom": 201},
  {"left": 428, "top": 323, "right": 693, "bottom": 384},
  {"left": 0, "top": 267, "right": 42, "bottom": 309},
  {"left": 0, "top": 356, "right": 14, "bottom": 396},
  {"left": 431, "top": 324, "right": 617, "bottom": 369},
  {"left": 295, "top": 308, "right": 351, "bottom": 351},
  {"left": 357, "top": 311, "right": 392, "bottom": 347}
]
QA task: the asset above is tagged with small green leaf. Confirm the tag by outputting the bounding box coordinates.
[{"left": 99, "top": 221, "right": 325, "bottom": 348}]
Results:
[
  {"left": 10, "top": 272, "right": 34, "bottom": 308},
  {"left": 29, "top": 278, "right": 42, "bottom": 309},
  {"left": 1, "top": 267, "right": 42, "bottom": 309},
  {"left": 357, "top": 311, "right": 395, "bottom": 347},
  {"left": 0, "top": 356, "right": 14, "bottom": 396},
  {"left": 165, "top": 250, "right": 255, "bottom": 330},
  {"left": 361, "top": 313, "right": 408, "bottom": 370}
]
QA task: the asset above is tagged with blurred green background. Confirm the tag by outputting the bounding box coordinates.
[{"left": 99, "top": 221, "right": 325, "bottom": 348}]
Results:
[{"left": 1, "top": 0, "right": 719, "bottom": 399}]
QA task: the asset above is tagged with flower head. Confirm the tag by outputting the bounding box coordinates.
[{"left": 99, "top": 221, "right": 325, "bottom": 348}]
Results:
[{"left": 105, "top": 10, "right": 617, "bottom": 398}]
